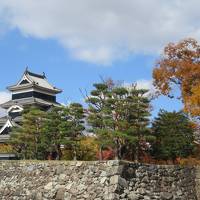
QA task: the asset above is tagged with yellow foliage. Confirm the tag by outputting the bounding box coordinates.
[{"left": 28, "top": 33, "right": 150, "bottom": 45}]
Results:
[
  {"left": 78, "top": 136, "right": 98, "bottom": 161},
  {"left": 61, "top": 136, "right": 99, "bottom": 161},
  {"left": 0, "top": 144, "right": 13, "bottom": 153},
  {"left": 179, "top": 157, "right": 200, "bottom": 166},
  {"left": 61, "top": 149, "right": 73, "bottom": 160}
]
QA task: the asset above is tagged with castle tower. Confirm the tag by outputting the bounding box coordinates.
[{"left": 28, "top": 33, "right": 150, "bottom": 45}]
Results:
[{"left": 0, "top": 69, "right": 62, "bottom": 159}]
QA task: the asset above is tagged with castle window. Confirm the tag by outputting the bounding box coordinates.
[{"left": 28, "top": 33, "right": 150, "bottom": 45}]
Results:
[
  {"left": 19, "top": 79, "right": 29, "bottom": 85},
  {"left": 12, "top": 91, "right": 56, "bottom": 102}
]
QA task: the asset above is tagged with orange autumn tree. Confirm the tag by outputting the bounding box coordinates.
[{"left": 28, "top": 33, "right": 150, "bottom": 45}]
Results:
[{"left": 153, "top": 38, "right": 200, "bottom": 117}]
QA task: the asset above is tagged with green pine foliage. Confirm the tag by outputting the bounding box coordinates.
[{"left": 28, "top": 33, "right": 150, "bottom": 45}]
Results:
[
  {"left": 10, "top": 103, "right": 85, "bottom": 160},
  {"left": 86, "top": 81, "right": 154, "bottom": 161},
  {"left": 152, "top": 110, "right": 195, "bottom": 161},
  {"left": 67, "top": 103, "right": 85, "bottom": 160},
  {"left": 10, "top": 106, "right": 47, "bottom": 159},
  {"left": 40, "top": 106, "right": 71, "bottom": 160}
]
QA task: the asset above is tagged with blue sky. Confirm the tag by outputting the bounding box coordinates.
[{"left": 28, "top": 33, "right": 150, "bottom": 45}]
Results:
[{"left": 1, "top": 0, "right": 197, "bottom": 117}]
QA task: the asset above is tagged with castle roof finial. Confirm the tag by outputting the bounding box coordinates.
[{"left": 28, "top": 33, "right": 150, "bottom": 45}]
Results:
[
  {"left": 25, "top": 66, "right": 29, "bottom": 74},
  {"left": 43, "top": 72, "right": 46, "bottom": 78}
]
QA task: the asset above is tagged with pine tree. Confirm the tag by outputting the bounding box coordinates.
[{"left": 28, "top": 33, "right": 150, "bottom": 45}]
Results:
[
  {"left": 41, "top": 106, "right": 70, "bottom": 160},
  {"left": 152, "top": 110, "right": 195, "bottom": 161},
  {"left": 10, "top": 106, "right": 47, "bottom": 159},
  {"left": 86, "top": 81, "right": 153, "bottom": 161},
  {"left": 67, "top": 103, "right": 85, "bottom": 160},
  {"left": 122, "top": 87, "right": 154, "bottom": 161},
  {"left": 10, "top": 104, "right": 85, "bottom": 160}
]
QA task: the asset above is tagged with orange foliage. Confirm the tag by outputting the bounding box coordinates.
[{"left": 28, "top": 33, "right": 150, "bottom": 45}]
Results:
[
  {"left": 96, "top": 148, "right": 115, "bottom": 160},
  {"left": 153, "top": 38, "right": 200, "bottom": 116}
]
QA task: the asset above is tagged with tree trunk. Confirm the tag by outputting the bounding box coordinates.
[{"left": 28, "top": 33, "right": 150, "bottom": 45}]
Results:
[
  {"left": 114, "top": 138, "right": 121, "bottom": 160},
  {"left": 34, "top": 136, "right": 38, "bottom": 159},
  {"left": 73, "top": 145, "right": 77, "bottom": 161},
  {"left": 134, "top": 145, "right": 139, "bottom": 163},
  {"left": 134, "top": 127, "right": 141, "bottom": 163},
  {"left": 118, "top": 142, "right": 122, "bottom": 160},
  {"left": 99, "top": 145, "right": 103, "bottom": 161},
  {"left": 115, "top": 150, "right": 119, "bottom": 160},
  {"left": 57, "top": 144, "right": 62, "bottom": 160}
]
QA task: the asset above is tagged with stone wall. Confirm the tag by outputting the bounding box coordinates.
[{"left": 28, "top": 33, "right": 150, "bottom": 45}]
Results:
[
  {"left": 0, "top": 160, "right": 198, "bottom": 200},
  {"left": 121, "top": 162, "right": 196, "bottom": 200}
]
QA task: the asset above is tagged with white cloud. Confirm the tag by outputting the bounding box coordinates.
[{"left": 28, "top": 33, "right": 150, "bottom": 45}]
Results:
[
  {"left": 124, "top": 79, "right": 156, "bottom": 98},
  {"left": 136, "top": 79, "right": 154, "bottom": 90},
  {"left": 0, "top": 91, "right": 11, "bottom": 117},
  {"left": 136, "top": 79, "right": 157, "bottom": 97},
  {"left": 0, "top": 0, "right": 200, "bottom": 64},
  {"left": 0, "top": 91, "right": 11, "bottom": 104}
]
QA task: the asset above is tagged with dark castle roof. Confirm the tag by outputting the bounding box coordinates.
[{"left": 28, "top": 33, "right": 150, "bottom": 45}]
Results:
[
  {"left": 8, "top": 69, "right": 62, "bottom": 94},
  {"left": 0, "top": 97, "right": 61, "bottom": 109}
]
